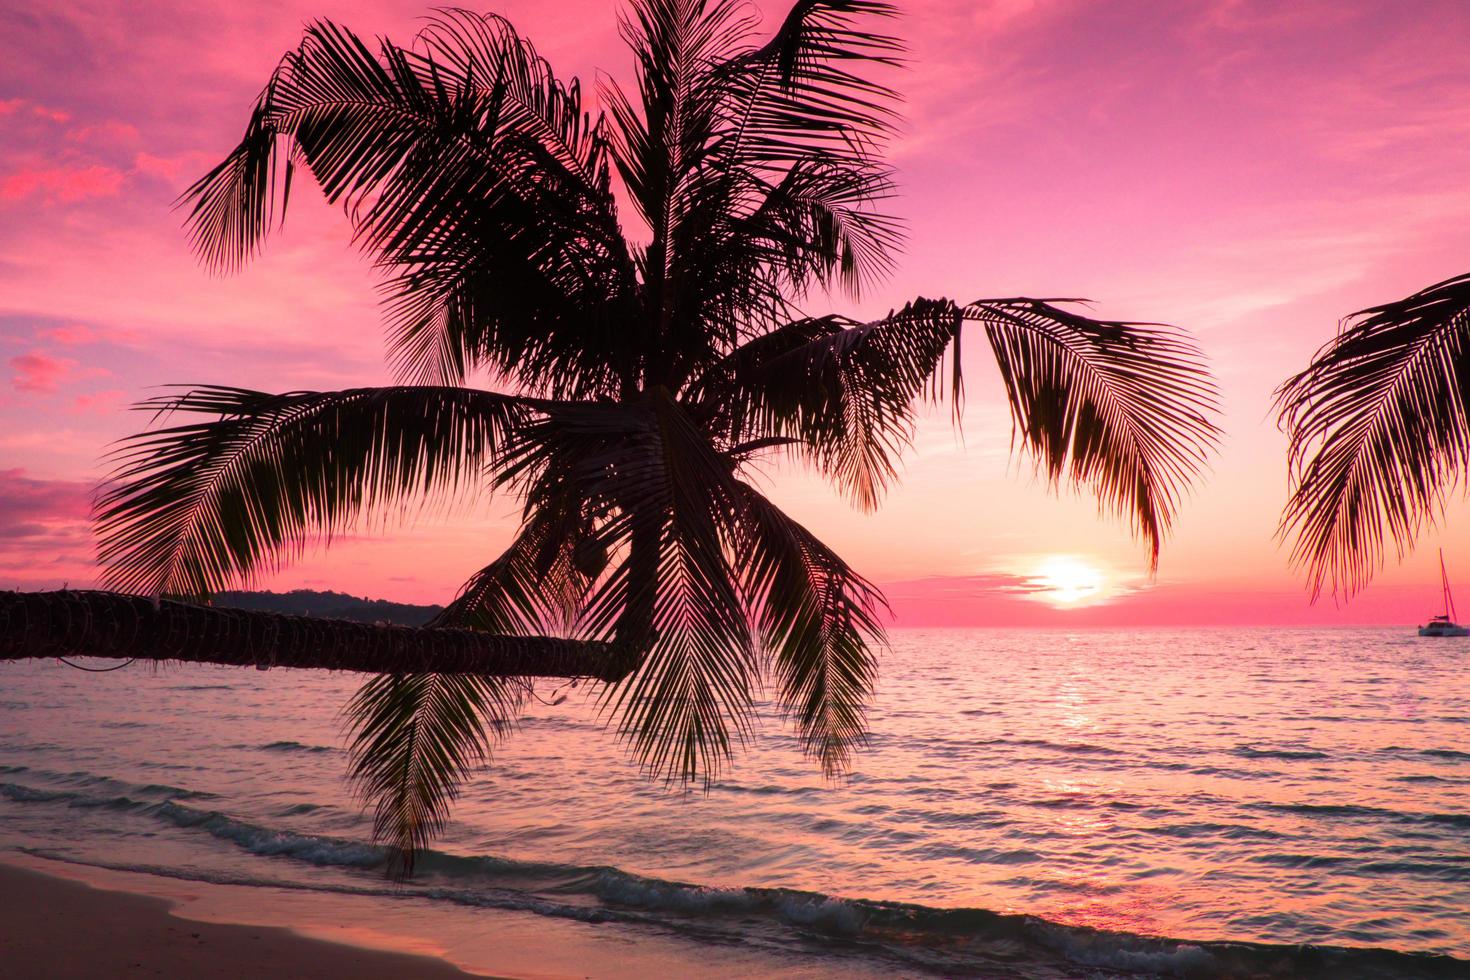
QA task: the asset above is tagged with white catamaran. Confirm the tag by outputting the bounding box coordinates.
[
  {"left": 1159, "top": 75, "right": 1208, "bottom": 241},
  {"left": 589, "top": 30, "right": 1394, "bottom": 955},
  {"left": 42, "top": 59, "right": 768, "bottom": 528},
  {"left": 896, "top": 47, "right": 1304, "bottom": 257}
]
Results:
[{"left": 1418, "top": 549, "right": 1469, "bottom": 637}]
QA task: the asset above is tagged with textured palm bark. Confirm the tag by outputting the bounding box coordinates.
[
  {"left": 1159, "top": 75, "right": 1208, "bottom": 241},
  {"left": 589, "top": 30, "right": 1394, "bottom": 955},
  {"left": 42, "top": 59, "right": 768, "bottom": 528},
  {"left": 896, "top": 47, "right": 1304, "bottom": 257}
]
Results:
[{"left": 0, "top": 590, "right": 633, "bottom": 682}]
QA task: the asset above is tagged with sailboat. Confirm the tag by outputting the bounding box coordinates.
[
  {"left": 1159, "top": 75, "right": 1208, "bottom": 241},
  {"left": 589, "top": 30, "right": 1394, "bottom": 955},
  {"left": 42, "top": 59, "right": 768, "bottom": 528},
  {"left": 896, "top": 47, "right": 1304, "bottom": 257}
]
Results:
[{"left": 1418, "top": 549, "right": 1469, "bottom": 637}]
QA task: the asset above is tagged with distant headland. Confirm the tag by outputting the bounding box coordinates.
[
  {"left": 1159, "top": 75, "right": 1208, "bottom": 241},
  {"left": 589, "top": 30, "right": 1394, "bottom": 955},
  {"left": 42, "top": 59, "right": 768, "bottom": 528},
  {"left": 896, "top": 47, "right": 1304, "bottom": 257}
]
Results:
[{"left": 213, "top": 590, "right": 441, "bottom": 627}]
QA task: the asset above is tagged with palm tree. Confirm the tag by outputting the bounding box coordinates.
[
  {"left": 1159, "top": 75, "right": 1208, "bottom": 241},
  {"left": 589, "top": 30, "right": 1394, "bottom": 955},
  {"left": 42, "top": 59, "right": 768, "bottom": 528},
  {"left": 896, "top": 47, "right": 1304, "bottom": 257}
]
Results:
[
  {"left": 89, "top": 2, "right": 1219, "bottom": 870},
  {"left": 1277, "top": 273, "right": 1470, "bottom": 598}
]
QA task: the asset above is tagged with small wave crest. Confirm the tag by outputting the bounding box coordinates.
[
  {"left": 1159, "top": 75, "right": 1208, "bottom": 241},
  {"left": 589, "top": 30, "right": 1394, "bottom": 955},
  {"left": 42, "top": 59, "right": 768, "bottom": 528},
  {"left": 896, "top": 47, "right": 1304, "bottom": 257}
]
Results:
[
  {"left": 258, "top": 741, "right": 336, "bottom": 754},
  {"left": 7, "top": 781, "right": 1466, "bottom": 978},
  {"left": 1234, "top": 745, "right": 1329, "bottom": 761}
]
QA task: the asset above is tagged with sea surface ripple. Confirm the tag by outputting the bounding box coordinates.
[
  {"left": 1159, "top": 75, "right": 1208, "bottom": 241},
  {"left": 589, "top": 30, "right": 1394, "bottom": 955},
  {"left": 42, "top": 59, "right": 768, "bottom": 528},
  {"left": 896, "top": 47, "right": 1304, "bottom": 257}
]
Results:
[{"left": 1, "top": 627, "right": 1466, "bottom": 977}]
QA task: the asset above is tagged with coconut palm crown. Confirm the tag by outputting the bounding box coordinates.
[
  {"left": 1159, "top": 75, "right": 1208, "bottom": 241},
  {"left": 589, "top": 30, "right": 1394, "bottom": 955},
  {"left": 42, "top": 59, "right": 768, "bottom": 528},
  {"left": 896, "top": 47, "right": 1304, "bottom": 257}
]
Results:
[{"left": 96, "top": 2, "right": 1219, "bottom": 869}]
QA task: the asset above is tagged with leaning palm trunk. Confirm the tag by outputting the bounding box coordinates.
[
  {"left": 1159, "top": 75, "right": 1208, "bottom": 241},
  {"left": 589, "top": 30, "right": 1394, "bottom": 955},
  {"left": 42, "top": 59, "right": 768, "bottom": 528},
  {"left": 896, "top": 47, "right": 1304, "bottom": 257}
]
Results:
[{"left": 0, "top": 590, "right": 628, "bottom": 681}]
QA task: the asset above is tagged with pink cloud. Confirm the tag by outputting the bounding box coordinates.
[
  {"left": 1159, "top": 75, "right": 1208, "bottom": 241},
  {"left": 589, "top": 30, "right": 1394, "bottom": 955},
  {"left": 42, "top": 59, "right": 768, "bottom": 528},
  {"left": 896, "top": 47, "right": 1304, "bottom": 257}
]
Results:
[
  {"left": 0, "top": 469, "right": 97, "bottom": 588},
  {"left": 38, "top": 323, "right": 137, "bottom": 347},
  {"left": 0, "top": 99, "right": 70, "bottom": 124},
  {"left": 132, "top": 151, "right": 193, "bottom": 182},
  {"left": 30, "top": 105, "right": 71, "bottom": 124},
  {"left": 0, "top": 164, "right": 125, "bottom": 204},
  {"left": 9, "top": 351, "right": 77, "bottom": 393},
  {"left": 37, "top": 325, "right": 97, "bottom": 346},
  {"left": 66, "top": 120, "right": 141, "bottom": 148},
  {"left": 70, "top": 388, "right": 128, "bottom": 415},
  {"left": 0, "top": 467, "right": 92, "bottom": 527}
]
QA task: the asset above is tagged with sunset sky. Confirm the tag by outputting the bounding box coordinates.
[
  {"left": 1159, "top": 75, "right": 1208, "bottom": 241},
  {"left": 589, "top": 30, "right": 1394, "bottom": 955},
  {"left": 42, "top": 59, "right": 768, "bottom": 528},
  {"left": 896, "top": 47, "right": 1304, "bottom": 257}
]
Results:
[{"left": 5, "top": 0, "right": 1470, "bottom": 625}]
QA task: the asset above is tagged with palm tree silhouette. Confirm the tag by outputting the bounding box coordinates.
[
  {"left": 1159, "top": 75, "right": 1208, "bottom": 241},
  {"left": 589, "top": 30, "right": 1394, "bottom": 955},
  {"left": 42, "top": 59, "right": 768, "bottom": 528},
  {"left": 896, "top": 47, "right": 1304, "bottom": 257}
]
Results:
[
  {"left": 1278, "top": 273, "right": 1470, "bottom": 598},
  {"left": 92, "top": 2, "right": 1219, "bottom": 869}
]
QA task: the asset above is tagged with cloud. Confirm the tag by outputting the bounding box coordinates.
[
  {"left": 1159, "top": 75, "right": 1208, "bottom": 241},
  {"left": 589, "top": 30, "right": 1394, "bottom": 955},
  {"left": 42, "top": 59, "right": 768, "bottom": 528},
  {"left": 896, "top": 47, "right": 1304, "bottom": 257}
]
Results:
[
  {"left": 0, "top": 468, "right": 92, "bottom": 526},
  {"left": 37, "top": 322, "right": 137, "bottom": 347},
  {"left": 9, "top": 350, "right": 77, "bottom": 393},
  {"left": 70, "top": 388, "right": 128, "bottom": 415},
  {"left": 0, "top": 469, "right": 97, "bottom": 588},
  {"left": 37, "top": 324, "right": 94, "bottom": 346},
  {"left": 65, "top": 120, "right": 140, "bottom": 148},
  {"left": 0, "top": 164, "right": 125, "bottom": 204},
  {"left": 887, "top": 573, "right": 1054, "bottom": 600},
  {"left": 0, "top": 98, "right": 70, "bottom": 124},
  {"left": 131, "top": 150, "right": 215, "bottom": 185}
]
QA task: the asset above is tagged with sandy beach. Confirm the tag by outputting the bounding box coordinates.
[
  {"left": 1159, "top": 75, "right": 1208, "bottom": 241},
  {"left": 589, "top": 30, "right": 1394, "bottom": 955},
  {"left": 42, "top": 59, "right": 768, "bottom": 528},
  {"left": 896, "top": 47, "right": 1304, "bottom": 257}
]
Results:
[
  {"left": 0, "top": 852, "right": 862, "bottom": 979},
  {"left": 0, "top": 859, "right": 481, "bottom": 979}
]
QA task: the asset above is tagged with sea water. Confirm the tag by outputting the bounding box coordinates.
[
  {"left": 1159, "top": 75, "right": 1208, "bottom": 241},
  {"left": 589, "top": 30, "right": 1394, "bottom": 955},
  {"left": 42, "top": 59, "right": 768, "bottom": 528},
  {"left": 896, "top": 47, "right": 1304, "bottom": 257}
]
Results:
[{"left": 1, "top": 627, "right": 1467, "bottom": 977}]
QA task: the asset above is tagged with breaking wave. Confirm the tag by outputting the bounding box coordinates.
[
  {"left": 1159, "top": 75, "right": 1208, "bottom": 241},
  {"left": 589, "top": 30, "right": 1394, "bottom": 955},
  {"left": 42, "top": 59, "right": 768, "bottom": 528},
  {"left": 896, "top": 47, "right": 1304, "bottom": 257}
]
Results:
[{"left": 3, "top": 777, "right": 1465, "bottom": 979}]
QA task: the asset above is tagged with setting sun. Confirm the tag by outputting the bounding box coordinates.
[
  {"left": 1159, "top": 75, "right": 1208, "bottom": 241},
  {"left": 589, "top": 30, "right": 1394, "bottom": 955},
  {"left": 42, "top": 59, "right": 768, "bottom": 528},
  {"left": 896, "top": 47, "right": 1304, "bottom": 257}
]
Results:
[{"left": 1032, "top": 556, "right": 1105, "bottom": 606}]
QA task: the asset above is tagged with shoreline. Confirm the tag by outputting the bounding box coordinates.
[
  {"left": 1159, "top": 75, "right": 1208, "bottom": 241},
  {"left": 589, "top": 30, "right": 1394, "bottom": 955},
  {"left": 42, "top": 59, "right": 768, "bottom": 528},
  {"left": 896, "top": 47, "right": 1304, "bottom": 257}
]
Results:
[
  {"left": 0, "top": 855, "right": 484, "bottom": 979},
  {"left": 0, "top": 851, "right": 862, "bottom": 979},
  {"left": 6, "top": 838, "right": 1469, "bottom": 979}
]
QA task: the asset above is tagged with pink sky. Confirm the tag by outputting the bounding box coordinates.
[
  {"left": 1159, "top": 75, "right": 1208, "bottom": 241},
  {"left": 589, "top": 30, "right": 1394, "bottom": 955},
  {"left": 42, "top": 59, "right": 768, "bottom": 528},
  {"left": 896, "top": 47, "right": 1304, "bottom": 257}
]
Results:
[{"left": 5, "top": 0, "right": 1470, "bottom": 625}]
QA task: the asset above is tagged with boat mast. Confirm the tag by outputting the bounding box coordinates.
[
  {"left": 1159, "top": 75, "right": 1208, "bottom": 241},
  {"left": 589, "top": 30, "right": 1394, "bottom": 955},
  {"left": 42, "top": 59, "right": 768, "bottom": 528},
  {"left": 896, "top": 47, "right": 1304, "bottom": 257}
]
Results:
[{"left": 1442, "top": 548, "right": 1459, "bottom": 622}]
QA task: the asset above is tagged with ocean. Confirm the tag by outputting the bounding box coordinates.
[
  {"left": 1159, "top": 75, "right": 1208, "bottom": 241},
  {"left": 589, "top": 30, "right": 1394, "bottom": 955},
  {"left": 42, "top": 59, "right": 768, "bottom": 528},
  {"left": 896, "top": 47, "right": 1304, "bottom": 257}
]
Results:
[{"left": 2, "top": 627, "right": 1467, "bottom": 978}]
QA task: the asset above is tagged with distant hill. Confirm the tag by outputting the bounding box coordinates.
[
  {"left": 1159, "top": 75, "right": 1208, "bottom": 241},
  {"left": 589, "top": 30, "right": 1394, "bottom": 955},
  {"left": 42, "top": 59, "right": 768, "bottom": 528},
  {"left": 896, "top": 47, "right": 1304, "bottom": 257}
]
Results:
[{"left": 213, "top": 589, "right": 442, "bottom": 626}]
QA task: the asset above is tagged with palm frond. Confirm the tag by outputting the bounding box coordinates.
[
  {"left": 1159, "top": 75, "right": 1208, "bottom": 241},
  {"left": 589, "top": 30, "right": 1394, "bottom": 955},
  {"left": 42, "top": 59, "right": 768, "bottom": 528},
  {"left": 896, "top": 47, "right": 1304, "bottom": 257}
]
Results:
[
  {"left": 95, "top": 385, "right": 531, "bottom": 598},
  {"left": 432, "top": 497, "right": 599, "bottom": 635},
  {"left": 473, "top": 396, "right": 759, "bottom": 782},
  {"left": 345, "top": 671, "right": 524, "bottom": 877},
  {"left": 1277, "top": 273, "right": 1470, "bottom": 597},
  {"left": 604, "top": 0, "right": 756, "bottom": 243},
  {"left": 731, "top": 157, "right": 902, "bottom": 297},
  {"left": 602, "top": 0, "right": 903, "bottom": 390},
  {"left": 182, "top": 13, "right": 635, "bottom": 395},
  {"left": 569, "top": 393, "right": 757, "bottom": 783},
  {"left": 976, "top": 299, "right": 1219, "bottom": 570},
  {"left": 700, "top": 0, "right": 903, "bottom": 297},
  {"left": 735, "top": 482, "right": 884, "bottom": 774},
  {"left": 690, "top": 301, "right": 957, "bottom": 509},
  {"left": 693, "top": 297, "right": 1219, "bottom": 564}
]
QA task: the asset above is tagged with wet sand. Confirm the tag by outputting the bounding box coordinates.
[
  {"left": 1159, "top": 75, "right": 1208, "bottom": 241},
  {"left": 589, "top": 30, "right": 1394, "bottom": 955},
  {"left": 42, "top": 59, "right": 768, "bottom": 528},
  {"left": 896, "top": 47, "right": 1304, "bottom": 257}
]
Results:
[
  {"left": 0, "top": 860, "right": 482, "bottom": 979},
  {"left": 0, "top": 854, "right": 840, "bottom": 979}
]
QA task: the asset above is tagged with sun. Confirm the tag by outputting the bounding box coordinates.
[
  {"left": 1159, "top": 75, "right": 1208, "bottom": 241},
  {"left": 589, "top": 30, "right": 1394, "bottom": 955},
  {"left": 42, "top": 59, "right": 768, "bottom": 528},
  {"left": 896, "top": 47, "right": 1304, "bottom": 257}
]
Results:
[{"left": 1031, "top": 555, "right": 1105, "bottom": 606}]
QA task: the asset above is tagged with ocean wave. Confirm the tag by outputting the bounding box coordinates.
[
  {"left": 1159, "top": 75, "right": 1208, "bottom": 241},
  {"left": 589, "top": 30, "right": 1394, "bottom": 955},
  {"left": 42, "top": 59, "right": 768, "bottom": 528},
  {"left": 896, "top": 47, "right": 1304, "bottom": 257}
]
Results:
[
  {"left": 149, "top": 801, "right": 381, "bottom": 867},
  {"left": 1234, "top": 745, "right": 1329, "bottom": 761},
  {"left": 2, "top": 783, "right": 74, "bottom": 804},
  {"left": 1145, "top": 822, "right": 1285, "bottom": 841},
  {"left": 276, "top": 802, "right": 330, "bottom": 817},
  {"left": 8, "top": 784, "right": 1467, "bottom": 978},
  {"left": 1393, "top": 774, "right": 1457, "bottom": 783},
  {"left": 1251, "top": 801, "right": 1395, "bottom": 820},
  {"left": 1422, "top": 812, "right": 1470, "bottom": 829},
  {"left": 711, "top": 781, "right": 817, "bottom": 797},
  {"left": 257, "top": 740, "right": 336, "bottom": 754},
  {"left": 0, "top": 768, "right": 218, "bottom": 804},
  {"left": 1248, "top": 800, "right": 1470, "bottom": 834},
  {"left": 996, "top": 737, "right": 1123, "bottom": 756}
]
